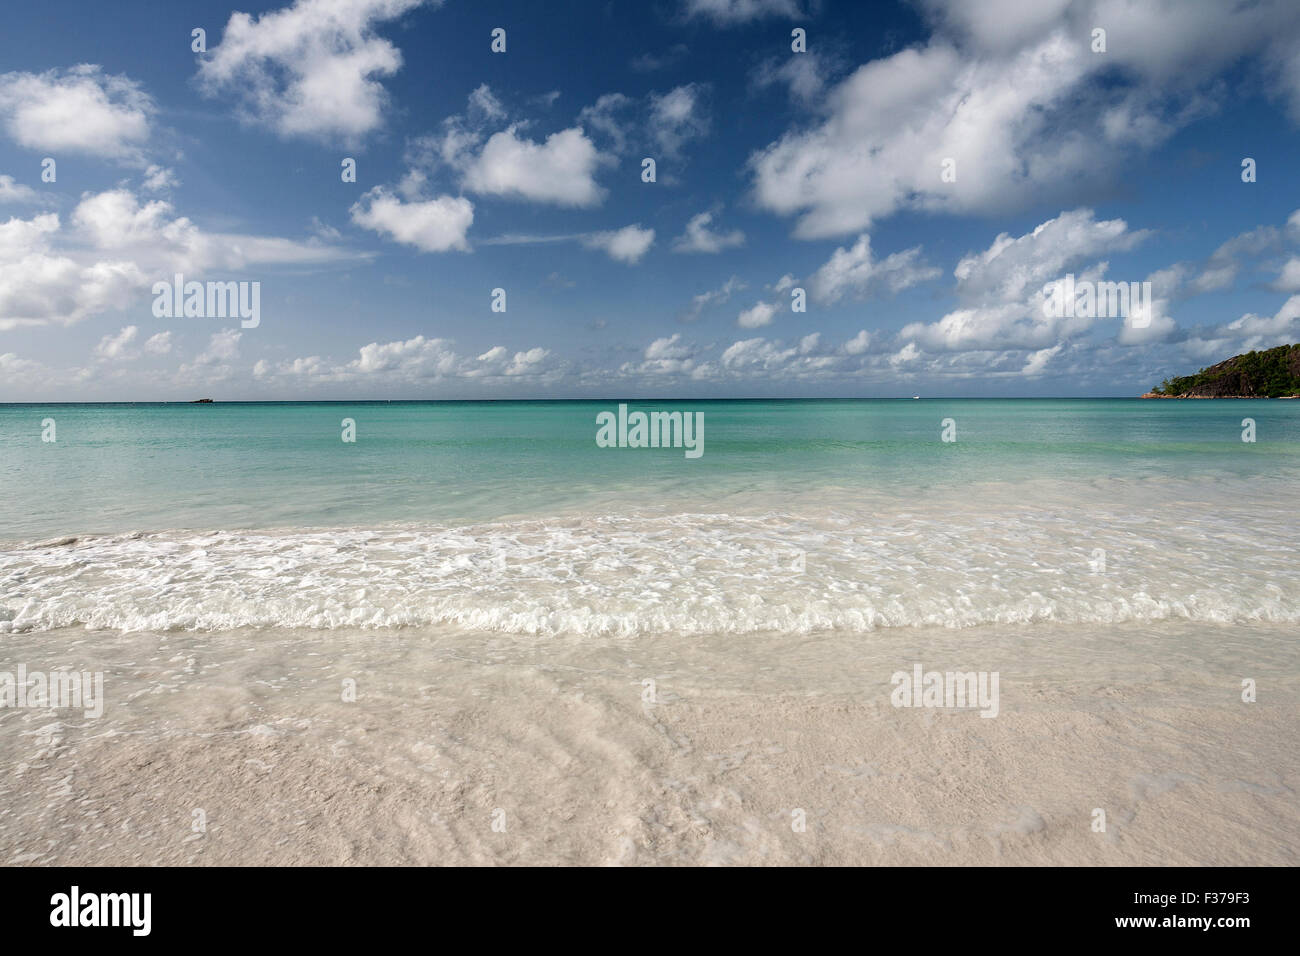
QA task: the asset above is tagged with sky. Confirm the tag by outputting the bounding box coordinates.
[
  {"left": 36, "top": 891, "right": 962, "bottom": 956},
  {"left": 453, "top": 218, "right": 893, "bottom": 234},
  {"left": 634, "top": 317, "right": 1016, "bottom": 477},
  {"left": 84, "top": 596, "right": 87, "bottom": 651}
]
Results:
[{"left": 2, "top": 0, "right": 1300, "bottom": 400}]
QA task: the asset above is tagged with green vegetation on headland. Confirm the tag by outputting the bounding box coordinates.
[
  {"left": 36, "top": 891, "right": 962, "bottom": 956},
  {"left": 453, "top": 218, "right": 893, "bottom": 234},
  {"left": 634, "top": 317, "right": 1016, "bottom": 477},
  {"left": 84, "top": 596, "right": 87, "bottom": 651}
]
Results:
[{"left": 1144, "top": 344, "right": 1300, "bottom": 398}]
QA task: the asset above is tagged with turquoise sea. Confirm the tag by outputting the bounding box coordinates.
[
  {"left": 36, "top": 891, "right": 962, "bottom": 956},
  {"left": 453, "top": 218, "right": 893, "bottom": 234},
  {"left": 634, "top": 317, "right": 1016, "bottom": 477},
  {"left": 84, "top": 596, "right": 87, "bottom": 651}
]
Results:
[
  {"left": 1, "top": 399, "right": 1297, "bottom": 635},
  {"left": 3, "top": 398, "right": 1299, "bottom": 536}
]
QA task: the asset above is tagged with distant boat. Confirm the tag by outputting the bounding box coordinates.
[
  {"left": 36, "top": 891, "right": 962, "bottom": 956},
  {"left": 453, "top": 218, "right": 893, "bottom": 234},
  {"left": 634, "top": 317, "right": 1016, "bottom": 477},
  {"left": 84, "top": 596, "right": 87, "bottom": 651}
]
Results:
[{"left": 912, "top": 395, "right": 920, "bottom": 400}]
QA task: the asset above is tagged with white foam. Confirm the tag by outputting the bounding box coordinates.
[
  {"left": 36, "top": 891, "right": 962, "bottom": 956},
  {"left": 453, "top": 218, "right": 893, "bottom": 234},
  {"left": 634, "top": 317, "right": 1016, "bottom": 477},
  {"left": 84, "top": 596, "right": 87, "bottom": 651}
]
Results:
[{"left": 1, "top": 497, "right": 1295, "bottom": 635}]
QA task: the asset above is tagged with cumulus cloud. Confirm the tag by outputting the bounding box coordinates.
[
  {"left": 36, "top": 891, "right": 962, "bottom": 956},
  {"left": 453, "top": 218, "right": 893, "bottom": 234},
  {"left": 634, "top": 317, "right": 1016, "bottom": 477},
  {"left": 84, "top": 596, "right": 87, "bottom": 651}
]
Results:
[
  {"left": 1021, "top": 344, "right": 1063, "bottom": 376},
  {"left": 142, "top": 165, "right": 179, "bottom": 192},
  {"left": 1275, "top": 258, "right": 1300, "bottom": 293},
  {"left": 0, "top": 352, "right": 44, "bottom": 383},
  {"left": 93, "top": 326, "right": 140, "bottom": 360},
  {"left": 809, "top": 235, "right": 941, "bottom": 303},
  {"left": 621, "top": 333, "right": 699, "bottom": 377},
  {"left": 408, "top": 85, "right": 610, "bottom": 206},
  {"left": 258, "top": 335, "right": 561, "bottom": 388},
  {"left": 952, "top": 208, "right": 1149, "bottom": 302},
  {"left": 748, "top": 0, "right": 1300, "bottom": 239},
  {"left": 0, "top": 175, "right": 41, "bottom": 205},
  {"left": 737, "top": 301, "right": 778, "bottom": 329},
  {"left": 842, "top": 330, "right": 871, "bottom": 355},
  {"left": 461, "top": 125, "right": 607, "bottom": 206},
  {"left": 712, "top": 334, "right": 850, "bottom": 380},
  {"left": 672, "top": 211, "right": 745, "bottom": 253},
  {"left": 350, "top": 187, "right": 473, "bottom": 252},
  {"left": 898, "top": 208, "right": 1150, "bottom": 351},
  {"left": 197, "top": 0, "right": 427, "bottom": 143},
  {"left": 581, "top": 224, "right": 655, "bottom": 264},
  {"left": 144, "top": 331, "right": 173, "bottom": 355},
  {"left": 353, "top": 335, "right": 456, "bottom": 376},
  {"left": 0, "top": 188, "right": 358, "bottom": 329},
  {"left": 0, "top": 65, "right": 154, "bottom": 161},
  {"left": 193, "top": 329, "right": 242, "bottom": 366}
]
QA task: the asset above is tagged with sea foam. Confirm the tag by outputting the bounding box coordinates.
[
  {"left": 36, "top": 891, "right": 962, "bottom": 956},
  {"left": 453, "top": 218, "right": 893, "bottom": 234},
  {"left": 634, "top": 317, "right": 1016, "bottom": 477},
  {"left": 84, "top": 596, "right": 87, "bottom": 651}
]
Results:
[{"left": 1, "top": 503, "right": 1294, "bottom": 635}]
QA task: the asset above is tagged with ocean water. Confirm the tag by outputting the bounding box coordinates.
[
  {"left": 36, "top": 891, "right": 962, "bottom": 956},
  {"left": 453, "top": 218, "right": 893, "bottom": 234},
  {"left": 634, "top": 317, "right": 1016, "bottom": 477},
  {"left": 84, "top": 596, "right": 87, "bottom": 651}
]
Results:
[
  {"left": 3, "top": 399, "right": 1299, "bottom": 865},
  {"left": 1, "top": 399, "right": 1297, "bottom": 635}
]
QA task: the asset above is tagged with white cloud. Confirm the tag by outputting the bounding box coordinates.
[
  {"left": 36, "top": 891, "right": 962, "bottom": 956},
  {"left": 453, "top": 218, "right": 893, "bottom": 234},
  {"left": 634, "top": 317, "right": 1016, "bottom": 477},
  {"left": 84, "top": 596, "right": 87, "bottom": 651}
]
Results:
[
  {"left": 952, "top": 208, "right": 1148, "bottom": 302},
  {"left": 0, "top": 210, "right": 144, "bottom": 330},
  {"left": 1021, "top": 344, "right": 1062, "bottom": 376},
  {"left": 809, "top": 234, "right": 941, "bottom": 303},
  {"left": 142, "top": 165, "right": 179, "bottom": 192},
  {"left": 1188, "top": 226, "right": 1279, "bottom": 293},
  {"left": 0, "top": 352, "right": 44, "bottom": 384},
  {"left": 195, "top": 329, "right": 242, "bottom": 365},
  {"left": 681, "top": 275, "right": 745, "bottom": 320},
  {"left": 1221, "top": 295, "right": 1300, "bottom": 346},
  {"left": 471, "top": 345, "right": 553, "bottom": 377},
  {"left": 737, "top": 301, "right": 778, "bottom": 329},
  {"left": 720, "top": 336, "right": 799, "bottom": 370},
  {"left": 1275, "top": 258, "right": 1300, "bottom": 293},
  {"left": 463, "top": 126, "right": 607, "bottom": 206},
  {"left": 94, "top": 325, "right": 140, "bottom": 360},
  {"left": 197, "top": 0, "right": 427, "bottom": 143},
  {"left": 467, "top": 83, "right": 506, "bottom": 122},
  {"left": 649, "top": 84, "right": 709, "bottom": 159},
  {"left": 0, "top": 65, "right": 154, "bottom": 161},
  {"left": 646, "top": 333, "right": 692, "bottom": 361},
  {"left": 0, "top": 175, "right": 41, "bottom": 205},
  {"left": 258, "top": 335, "right": 561, "bottom": 386},
  {"left": 0, "top": 189, "right": 358, "bottom": 329},
  {"left": 354, "top": 335, "right": 456, "bottom": 375},
  {"left": 672, "top": 211, "right": 745, "bottom": 253},
  {"left": 581, "top": 224, "right": 655, "bottom": 264},
  {"left": 890, "top": 342, "right": 921, "bottom": 367},
  {"left": 842, "top": 330, "right": 871, "bottom": 355},
  {"left": 144, "top": 331, "right": 173, "bottom": 355},
  {"left": 753, "top": 52, "right": 832, "bottom": 104},
  {"left": 748, "top": 1, "right": 1300, "bottom": 239},
  {"left": 412, "top": 86, "right": 610, "bottom": 206},
  {"left": 897, "top": 209, "right": 1150, "bottom": 352},
  {"left": 683, "top": 0, "right": 808, "bottom": 25},
  {"left": 350, "top": 187, "right": 473, "bottom": 252},
  {"left": 577, "top": 93, "right": 634, "bottom": 153}
]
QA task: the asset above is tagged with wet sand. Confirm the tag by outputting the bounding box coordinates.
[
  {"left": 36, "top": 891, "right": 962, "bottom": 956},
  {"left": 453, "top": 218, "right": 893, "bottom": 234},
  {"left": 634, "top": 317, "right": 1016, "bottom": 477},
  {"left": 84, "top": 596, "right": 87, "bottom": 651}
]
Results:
[{"left": 2, "top": 620, "right": 1296, "bottom": 866}]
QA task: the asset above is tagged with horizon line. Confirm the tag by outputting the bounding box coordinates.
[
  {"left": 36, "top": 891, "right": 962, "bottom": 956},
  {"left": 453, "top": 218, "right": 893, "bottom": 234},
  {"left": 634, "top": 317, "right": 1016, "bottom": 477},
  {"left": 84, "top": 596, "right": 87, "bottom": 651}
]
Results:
[{"left": 0, "top": 395, "right": 1214, "bottom": 405}]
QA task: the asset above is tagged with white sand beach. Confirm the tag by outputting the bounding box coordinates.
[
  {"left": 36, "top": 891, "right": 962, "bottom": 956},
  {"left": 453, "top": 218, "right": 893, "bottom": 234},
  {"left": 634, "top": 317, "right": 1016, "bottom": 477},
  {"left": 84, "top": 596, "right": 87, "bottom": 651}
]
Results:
[{"left": 3, "top": 619, "right": 1295, "bottom": 866}]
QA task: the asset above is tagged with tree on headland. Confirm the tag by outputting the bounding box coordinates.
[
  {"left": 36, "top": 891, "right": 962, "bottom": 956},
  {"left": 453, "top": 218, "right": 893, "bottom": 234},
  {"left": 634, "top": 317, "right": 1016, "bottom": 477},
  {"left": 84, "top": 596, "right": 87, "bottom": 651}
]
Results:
[{"left": 1148, "top": 344, "right": 1300, "bottom": 397}]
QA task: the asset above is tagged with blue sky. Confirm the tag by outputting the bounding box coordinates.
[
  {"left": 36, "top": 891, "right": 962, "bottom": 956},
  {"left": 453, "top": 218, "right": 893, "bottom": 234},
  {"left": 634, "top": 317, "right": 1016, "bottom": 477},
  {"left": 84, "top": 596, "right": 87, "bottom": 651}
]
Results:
[{"left": 2, "top": 0, "right": 1300, "bottom": 399}]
